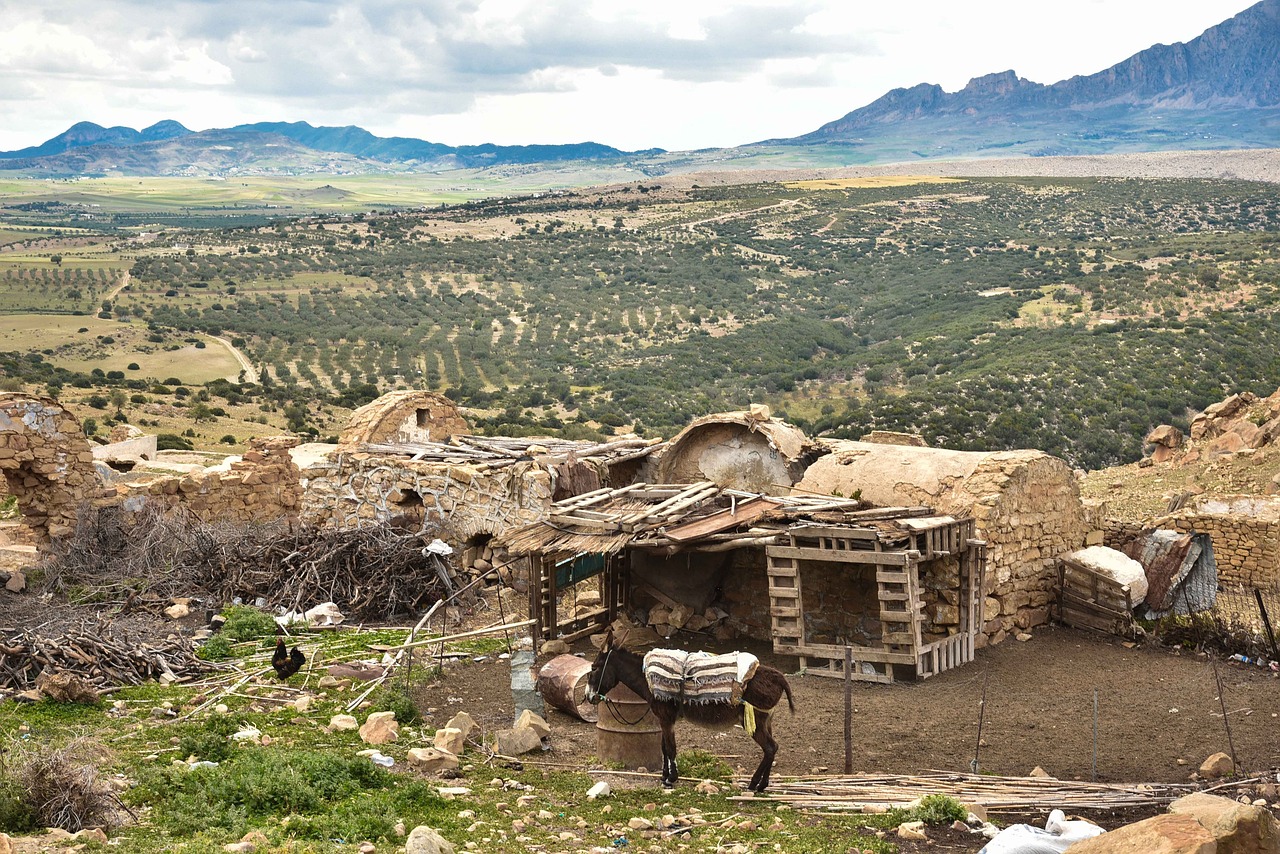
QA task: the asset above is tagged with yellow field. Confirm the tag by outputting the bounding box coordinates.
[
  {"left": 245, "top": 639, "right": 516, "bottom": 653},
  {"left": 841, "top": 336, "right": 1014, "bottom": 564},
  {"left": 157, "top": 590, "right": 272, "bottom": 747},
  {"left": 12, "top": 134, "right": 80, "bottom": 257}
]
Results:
[
  {"left": 0, "top": 314, "right": 241, "bottom": 383},
  {"left": 784, "top": 176, "right": 966, "bottom": 190}
]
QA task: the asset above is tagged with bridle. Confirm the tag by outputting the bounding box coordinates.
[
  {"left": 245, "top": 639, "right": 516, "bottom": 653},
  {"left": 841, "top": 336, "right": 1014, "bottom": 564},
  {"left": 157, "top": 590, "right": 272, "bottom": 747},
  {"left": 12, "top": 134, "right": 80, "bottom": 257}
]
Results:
[{"left": 588, "top": 645, "right": 651, "bottom": 726}]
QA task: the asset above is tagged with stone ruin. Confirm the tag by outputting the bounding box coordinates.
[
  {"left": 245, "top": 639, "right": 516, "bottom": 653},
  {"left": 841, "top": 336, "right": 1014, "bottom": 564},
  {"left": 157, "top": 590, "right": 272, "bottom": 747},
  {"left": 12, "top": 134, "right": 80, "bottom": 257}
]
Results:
[{"left": 796, "top": 440, "right": 1088, "bottom": 647}]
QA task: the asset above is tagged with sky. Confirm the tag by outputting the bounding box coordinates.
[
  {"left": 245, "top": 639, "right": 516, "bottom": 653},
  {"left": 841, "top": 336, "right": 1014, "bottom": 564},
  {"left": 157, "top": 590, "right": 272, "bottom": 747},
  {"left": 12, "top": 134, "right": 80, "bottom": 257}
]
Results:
[{"left": 0, "top": 0, "right": 1259, "bottom": 153}]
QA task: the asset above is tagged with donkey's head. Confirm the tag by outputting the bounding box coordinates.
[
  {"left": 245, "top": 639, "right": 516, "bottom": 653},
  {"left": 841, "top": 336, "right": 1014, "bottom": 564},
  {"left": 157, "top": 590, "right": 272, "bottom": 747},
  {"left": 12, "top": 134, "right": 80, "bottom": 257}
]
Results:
[{"left": 585, "top": 627, "right": 620, "bottom": 704}]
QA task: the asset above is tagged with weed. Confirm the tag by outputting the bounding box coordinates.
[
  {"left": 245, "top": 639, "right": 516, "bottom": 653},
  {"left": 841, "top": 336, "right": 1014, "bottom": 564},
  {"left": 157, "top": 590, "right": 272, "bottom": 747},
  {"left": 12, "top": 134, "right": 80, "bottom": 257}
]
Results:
[
  {"left": 127, "top": 748, "right": 445, "bottom": 841},
  {"left": 675, "top": 748, "right": 732, "bottom": 781},
  {"left": 219, "top": 605, "right": 277, "bottom": 642},
  {"left": 5, "top": 737, "right": 128, "bottom": 832},
  {"left": 196, "top": 633, "right": 234, "bottom": 661},
  {"left": 174, "top": 715, "right": 241, "bottom": 764}
]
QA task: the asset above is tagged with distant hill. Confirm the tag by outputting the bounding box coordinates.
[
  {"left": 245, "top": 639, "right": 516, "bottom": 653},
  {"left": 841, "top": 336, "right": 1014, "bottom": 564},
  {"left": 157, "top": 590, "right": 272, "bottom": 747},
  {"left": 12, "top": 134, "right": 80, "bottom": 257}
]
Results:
[
  {"left": 773, "top": 0, "right": 1280, "bottom": 159},
  {"left": 0, "top": 120, "right": 664, "bottom": 177}
]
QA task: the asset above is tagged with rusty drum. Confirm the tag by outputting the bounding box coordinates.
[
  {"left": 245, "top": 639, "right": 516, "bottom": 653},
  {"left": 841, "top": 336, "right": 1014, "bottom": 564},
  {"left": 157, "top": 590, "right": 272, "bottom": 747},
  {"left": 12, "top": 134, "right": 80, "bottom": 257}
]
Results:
[
  {"left": 535, "top": 654, "right": 598, "bottom": 723},
  {"left": 595, "top": 682, "right": 662, "bottom": 770}
]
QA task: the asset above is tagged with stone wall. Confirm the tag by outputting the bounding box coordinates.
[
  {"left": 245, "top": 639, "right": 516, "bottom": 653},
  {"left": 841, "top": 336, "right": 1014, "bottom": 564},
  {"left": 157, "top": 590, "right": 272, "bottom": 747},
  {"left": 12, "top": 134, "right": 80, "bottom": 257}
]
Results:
[
  {"left": 798, "top": 441, "right": 1088, "bottom": 647},
  {"left": 119, "top": 436, "right": 303, "bottom": 525},
  {"left": 1162, "top": 496, "right": 1280, "bottom": 588},
  {"left": 300, "top": 451, "right": 554, "bottom": 545},
  {"left": 0, "top": 394, "right": 110, "bottom": 542}
]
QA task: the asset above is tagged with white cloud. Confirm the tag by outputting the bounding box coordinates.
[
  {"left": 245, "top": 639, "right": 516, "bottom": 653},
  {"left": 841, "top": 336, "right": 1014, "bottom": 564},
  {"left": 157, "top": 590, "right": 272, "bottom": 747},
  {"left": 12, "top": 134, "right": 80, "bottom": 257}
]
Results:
[{"left": 0, "top": 0, "right": 1262, "bottom": 152}]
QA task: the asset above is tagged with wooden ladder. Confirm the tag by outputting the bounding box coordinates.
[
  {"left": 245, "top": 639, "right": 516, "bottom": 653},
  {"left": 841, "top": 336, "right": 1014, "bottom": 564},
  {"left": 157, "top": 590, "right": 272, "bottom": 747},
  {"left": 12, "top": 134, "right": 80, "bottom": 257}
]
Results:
[{"left": 766, "top": 549, "right": 805, "bottom": 668}]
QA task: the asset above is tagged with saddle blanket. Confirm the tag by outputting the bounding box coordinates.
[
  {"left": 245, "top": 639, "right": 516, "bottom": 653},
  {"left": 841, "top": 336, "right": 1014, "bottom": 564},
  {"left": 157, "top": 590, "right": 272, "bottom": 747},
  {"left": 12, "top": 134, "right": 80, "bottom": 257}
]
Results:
[{"left": 642, "top": 649, "right": 759, "bottom": 705}]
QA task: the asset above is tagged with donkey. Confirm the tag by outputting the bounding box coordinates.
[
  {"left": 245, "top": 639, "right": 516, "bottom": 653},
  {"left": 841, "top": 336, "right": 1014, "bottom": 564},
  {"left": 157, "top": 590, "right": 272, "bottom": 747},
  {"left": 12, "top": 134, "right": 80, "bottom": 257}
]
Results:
[{"left": 585, "top": 629, "right": 794, "bottom": 792}]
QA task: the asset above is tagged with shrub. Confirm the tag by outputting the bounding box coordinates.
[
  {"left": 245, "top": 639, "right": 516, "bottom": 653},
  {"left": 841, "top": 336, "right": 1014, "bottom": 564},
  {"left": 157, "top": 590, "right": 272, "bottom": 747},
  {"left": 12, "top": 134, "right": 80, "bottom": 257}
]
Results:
[
  {"left": 156, "top": 433, "right": 194, "bottom": 451},
  {"left": 5, "top": 738, "right": 128, "bottom": 832},
  {"left": 219, "top": 605, "right": 276, "bottom": 642},
  {"left": 219, "top": 434, "right": 237, "bottom": 445}
]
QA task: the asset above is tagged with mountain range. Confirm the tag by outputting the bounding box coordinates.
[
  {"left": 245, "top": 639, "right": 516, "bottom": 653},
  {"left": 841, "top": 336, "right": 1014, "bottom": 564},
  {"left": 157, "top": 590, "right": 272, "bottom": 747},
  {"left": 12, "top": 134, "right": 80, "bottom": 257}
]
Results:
[{"left": 3, "top": 0, "right": 1278, "bottom": 176}]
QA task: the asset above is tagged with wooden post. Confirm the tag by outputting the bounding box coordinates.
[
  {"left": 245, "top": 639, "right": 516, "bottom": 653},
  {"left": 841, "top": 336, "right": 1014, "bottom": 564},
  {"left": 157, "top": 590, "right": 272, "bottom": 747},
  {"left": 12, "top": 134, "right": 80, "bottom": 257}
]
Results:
[{"left": 844, "top": 645, "right": 853, "bottom": 774}]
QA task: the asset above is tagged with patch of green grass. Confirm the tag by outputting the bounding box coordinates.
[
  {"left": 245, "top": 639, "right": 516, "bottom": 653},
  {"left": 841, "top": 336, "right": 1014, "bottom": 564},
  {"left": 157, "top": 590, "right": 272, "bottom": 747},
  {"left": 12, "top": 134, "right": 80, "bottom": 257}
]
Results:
[
  {"left": 219, "top": 605, "right": 277, "bottom": 642},
  {"left": 126, "top": 748, "right": 447, "bottom": 842},
  {"left": 676, "top": 748, "right": 732, "bottom": 781}
]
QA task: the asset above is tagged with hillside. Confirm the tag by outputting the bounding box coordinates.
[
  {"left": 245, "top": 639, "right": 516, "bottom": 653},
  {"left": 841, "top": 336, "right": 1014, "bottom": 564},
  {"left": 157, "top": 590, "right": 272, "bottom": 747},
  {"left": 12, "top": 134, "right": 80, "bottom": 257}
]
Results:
[{"left": 4, "top": 172, "right": 1280, "bottom": 470}]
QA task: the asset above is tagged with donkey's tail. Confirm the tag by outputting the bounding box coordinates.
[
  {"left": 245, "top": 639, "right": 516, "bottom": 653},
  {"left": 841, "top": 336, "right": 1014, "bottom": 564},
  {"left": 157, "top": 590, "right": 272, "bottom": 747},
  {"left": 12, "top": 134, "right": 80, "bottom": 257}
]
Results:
[{"left": 782, "top": 675, "right": 795, "bottom": 714}]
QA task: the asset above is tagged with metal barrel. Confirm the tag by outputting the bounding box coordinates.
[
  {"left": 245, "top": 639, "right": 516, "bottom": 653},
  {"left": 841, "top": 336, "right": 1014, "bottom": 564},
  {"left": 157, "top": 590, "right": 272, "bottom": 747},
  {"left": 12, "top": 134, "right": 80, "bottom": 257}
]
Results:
[
  {"left": 595, "top": 682, "right": 662, "bottom": 770},
  {"left": 535, "top": 654, "right": 598, "bottom": 723}
]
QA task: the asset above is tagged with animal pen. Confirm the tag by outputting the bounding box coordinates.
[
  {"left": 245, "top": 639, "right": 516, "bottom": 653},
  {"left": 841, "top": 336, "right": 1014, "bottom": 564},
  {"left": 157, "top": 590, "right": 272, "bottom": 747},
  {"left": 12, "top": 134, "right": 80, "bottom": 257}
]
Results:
[{"left": 501, "top": 482, "right": 987, "bottom": 683}]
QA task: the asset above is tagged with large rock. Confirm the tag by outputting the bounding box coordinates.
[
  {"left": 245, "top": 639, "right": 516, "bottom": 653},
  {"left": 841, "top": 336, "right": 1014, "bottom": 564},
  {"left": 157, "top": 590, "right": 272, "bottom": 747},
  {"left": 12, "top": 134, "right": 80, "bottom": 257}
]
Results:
[
  {"left": 514, "top": 709, "right": 550, "bottom": 739},
  {"left": 492, "top": 726, "right": 542, "bottom": 756},
  {"left": 405, "top": 825, "right": 457, "bottom": 854},
  {"left": 444, "top": 711, "right": 477, "bottom": 740},
  {"left": 358, "top": 711, "right": 399, "bottom": 745},
  {"left": 1169, "top": 792, "right": 1280, "bottom": 854},
  {"left": 1200, "top": 752, "right": 1235, "bottom": 779},
  {"left": 407, "top": 747, "right": 459, "bottom": 774},
  {"left": 1068, "top": 813, "right": 1218, "bottom": 854},
  {"left": 433, "top": 726, "right": 465, "bottom": 756}
]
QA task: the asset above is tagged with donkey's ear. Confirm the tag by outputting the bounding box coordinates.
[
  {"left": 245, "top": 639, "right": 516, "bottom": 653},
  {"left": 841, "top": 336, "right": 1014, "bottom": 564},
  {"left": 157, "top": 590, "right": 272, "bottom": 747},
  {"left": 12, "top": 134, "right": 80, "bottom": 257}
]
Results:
[{"left": 602, "top": 626, "right": 615, "bottom": 649}]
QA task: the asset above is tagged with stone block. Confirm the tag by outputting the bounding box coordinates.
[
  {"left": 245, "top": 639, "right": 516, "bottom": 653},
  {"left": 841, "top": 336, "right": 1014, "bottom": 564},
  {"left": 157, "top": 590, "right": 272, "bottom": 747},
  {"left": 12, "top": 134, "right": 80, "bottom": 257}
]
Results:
[
  {"left": 514, "top": 709, "right": 550, "bottom": 738},
  {"left": 433, "top": 727, "right": 465, "bottom": 756},
  {"left": 492, "top": 726, "right": 542, "bottom": 756},
  {"left": 1169, "top": 792, "right": 1280, "bottom": 854},
  {"left": 1067, "top": 813, "right": 1216, "bottom": 854},
  {"left": 359, "top": 711, "right": 399, "bottom": 744},
  {"left": 407, "top": 747, "right": 460, "bottom": 775}
]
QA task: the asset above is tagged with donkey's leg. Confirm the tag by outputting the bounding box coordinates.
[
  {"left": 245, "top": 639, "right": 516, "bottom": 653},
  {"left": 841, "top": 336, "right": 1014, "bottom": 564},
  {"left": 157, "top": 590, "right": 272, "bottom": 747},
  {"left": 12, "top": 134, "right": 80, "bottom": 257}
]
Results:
[
  {"left": 747, "top": 712, "right": 777, "bottom": 792},
  {"left": 659, "top": 719, "right": 679, "bottom": 788}
]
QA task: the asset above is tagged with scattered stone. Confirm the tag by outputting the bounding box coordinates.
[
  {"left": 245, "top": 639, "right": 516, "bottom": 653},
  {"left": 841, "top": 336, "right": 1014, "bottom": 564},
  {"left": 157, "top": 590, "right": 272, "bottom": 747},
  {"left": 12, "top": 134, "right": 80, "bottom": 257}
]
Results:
[
  {"left": 587, "top": 781, "right": 611, "bottom": 799},
  {"left": 165, "top": 602, "right": 191, "bottom": 620},
  {"left": 1029, "top": 766, "right": 1053, "bottom": 778},
  {"left": 628, "top": 818, "right": 654, "bottom": 831},
  {"left": 292, "top": 695, "right": 312, "bottom": 712},
  {"left": 897, "top": 820, "right": 927, "bottom": 841},
  {"left": 492, "top": 726, "right": 542, "bottom": 756},
  {"left": 1199, "top": 752, "right": 1234, "bottom": 779},
  {"left": 514, "top": 709, "right": 550, "bottom": 739},
  {"left": 1015, "top": 632, "right": 1033, "bottom": 642},
  {"left": 434, "top": 726, "right": 465, "bottom": 755},
  {"left": 408, "top": 747, "right": 460, "bottom": 774},
  {"left": 540, "top": 639, "right": 570, "bottom": 656},
  {"left": 359, "top": 711, "right": 400, "bottom": 745},
  {"left": 0, "top": 832, "right": 12, "bottom": 854},
  {"left": 405, "top": 824, "right": 457, "bottom": 854},
  {"left": 72, "top": 828, "right": 108, "bottom": 844},
  {"left": 4, "top": 570, "right": 26, "bottom": 593},
  {"left": 445, "top": 711, "right": 477, "bottom": 740},
  {"left": 329, "top": 714, "right": 359, "bottom": 731},
  {"left": 695, "top": 781, "right": 720, "bottom": 794}
]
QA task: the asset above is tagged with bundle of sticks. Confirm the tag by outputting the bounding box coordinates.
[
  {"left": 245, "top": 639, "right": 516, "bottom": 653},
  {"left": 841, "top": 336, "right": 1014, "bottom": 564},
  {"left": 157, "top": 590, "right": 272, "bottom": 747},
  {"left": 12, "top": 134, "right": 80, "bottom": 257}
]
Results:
[
  {"left": 0, "top": 619, "right": 217, "bottom": 691},
  {"left": 38, "top": 506, "right": 453, "bottom": 620}
]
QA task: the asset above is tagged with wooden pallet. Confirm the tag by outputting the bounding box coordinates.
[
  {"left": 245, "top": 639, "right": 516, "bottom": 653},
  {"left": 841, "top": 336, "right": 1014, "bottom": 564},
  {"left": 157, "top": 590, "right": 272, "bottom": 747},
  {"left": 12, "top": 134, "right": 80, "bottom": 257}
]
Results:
[{"left": 1056, "top": 557, "right": 1135, "bottom": 637}]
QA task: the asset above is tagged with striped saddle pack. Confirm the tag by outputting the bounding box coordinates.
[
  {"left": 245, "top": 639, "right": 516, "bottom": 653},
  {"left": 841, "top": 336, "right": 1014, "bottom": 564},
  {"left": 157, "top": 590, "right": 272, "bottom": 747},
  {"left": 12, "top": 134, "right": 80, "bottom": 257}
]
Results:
[{"left": 642, "top": 648, "right": 760, "bottom": 706}]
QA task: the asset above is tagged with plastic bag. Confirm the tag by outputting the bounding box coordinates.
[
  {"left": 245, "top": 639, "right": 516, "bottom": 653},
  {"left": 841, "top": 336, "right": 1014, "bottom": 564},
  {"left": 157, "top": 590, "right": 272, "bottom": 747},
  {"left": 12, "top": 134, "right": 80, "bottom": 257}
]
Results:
[{"left": 978, "top": 809, "right": 1104, "bottom": 854}]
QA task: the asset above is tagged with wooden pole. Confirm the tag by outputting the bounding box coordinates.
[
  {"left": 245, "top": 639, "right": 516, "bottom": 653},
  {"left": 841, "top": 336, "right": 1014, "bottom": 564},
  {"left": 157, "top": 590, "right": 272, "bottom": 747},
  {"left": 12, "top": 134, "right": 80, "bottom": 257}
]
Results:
[
  {"left": 1092, "top": 689, "right": 1098, "bottom": 782},
  {"left": 843, "top": 646, "right": 853, "bottom": 774}
]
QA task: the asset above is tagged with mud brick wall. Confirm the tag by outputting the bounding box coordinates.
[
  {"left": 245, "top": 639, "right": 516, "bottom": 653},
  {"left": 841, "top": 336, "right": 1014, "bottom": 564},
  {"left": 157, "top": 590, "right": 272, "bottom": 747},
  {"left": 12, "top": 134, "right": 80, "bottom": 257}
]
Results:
[
  {"left": 121, "top": 436, "right": 303, "bottom": 524},
  {"left": 300, "top": 452, "right": 554, "bottom": 544}
]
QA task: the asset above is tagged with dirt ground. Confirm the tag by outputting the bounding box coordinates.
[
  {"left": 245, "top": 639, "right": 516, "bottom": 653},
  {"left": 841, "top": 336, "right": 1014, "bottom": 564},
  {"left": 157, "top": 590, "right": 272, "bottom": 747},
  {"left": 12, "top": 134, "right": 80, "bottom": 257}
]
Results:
[
  {"left": 408, "top": 622, "right": 1280, "bottom": 851},
  {"left": 415, "top": 624, "right": 1280, "bottom": 784}
]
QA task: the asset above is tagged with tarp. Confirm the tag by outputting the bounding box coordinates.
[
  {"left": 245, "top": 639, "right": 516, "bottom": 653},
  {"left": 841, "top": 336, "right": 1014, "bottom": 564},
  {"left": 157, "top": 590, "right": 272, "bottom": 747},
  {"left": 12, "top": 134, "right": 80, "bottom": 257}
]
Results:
[{"left": 1121, "top": 529, "right": 1217, "bottom": 618}]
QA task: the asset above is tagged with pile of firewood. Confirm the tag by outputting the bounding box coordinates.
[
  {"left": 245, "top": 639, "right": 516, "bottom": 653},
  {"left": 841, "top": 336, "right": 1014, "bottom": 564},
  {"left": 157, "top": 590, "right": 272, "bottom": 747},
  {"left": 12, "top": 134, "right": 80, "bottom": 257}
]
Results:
[
  {"left": 0, "top": 619, "right": 217, "bottom": 691},
  {"left": 36, "top": 505, "right": 457, "bottom": 620}
]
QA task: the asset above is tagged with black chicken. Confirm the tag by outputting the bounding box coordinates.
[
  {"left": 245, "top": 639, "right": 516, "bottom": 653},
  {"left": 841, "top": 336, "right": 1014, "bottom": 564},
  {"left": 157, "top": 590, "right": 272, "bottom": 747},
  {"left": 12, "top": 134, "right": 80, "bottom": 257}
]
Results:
[{"left": 272, "top": 627, "right": 306, "bottom": 680}]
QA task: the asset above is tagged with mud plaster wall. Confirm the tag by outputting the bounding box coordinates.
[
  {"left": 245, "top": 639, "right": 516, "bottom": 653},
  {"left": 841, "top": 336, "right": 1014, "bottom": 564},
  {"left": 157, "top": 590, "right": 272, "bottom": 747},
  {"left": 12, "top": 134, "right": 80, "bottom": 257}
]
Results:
[
  {"left": 300, "top": 452, "right": 554, "bottom": 544},
  {"left": 657, "top": 416, "right": 812, "bottom": 495},
  {"left": 339, "top": 390, "right": 470, "bottom": 447},
  {"left": 799, "top": 442, "right": 1087, "bottom": 647}
]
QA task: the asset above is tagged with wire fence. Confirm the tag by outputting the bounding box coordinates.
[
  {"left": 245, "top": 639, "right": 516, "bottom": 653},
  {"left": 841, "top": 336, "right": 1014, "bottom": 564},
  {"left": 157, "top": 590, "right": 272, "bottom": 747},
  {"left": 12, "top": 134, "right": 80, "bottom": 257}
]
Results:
[{"left": 1152, "top": 582, "right": 1280, "bottom": 664}]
